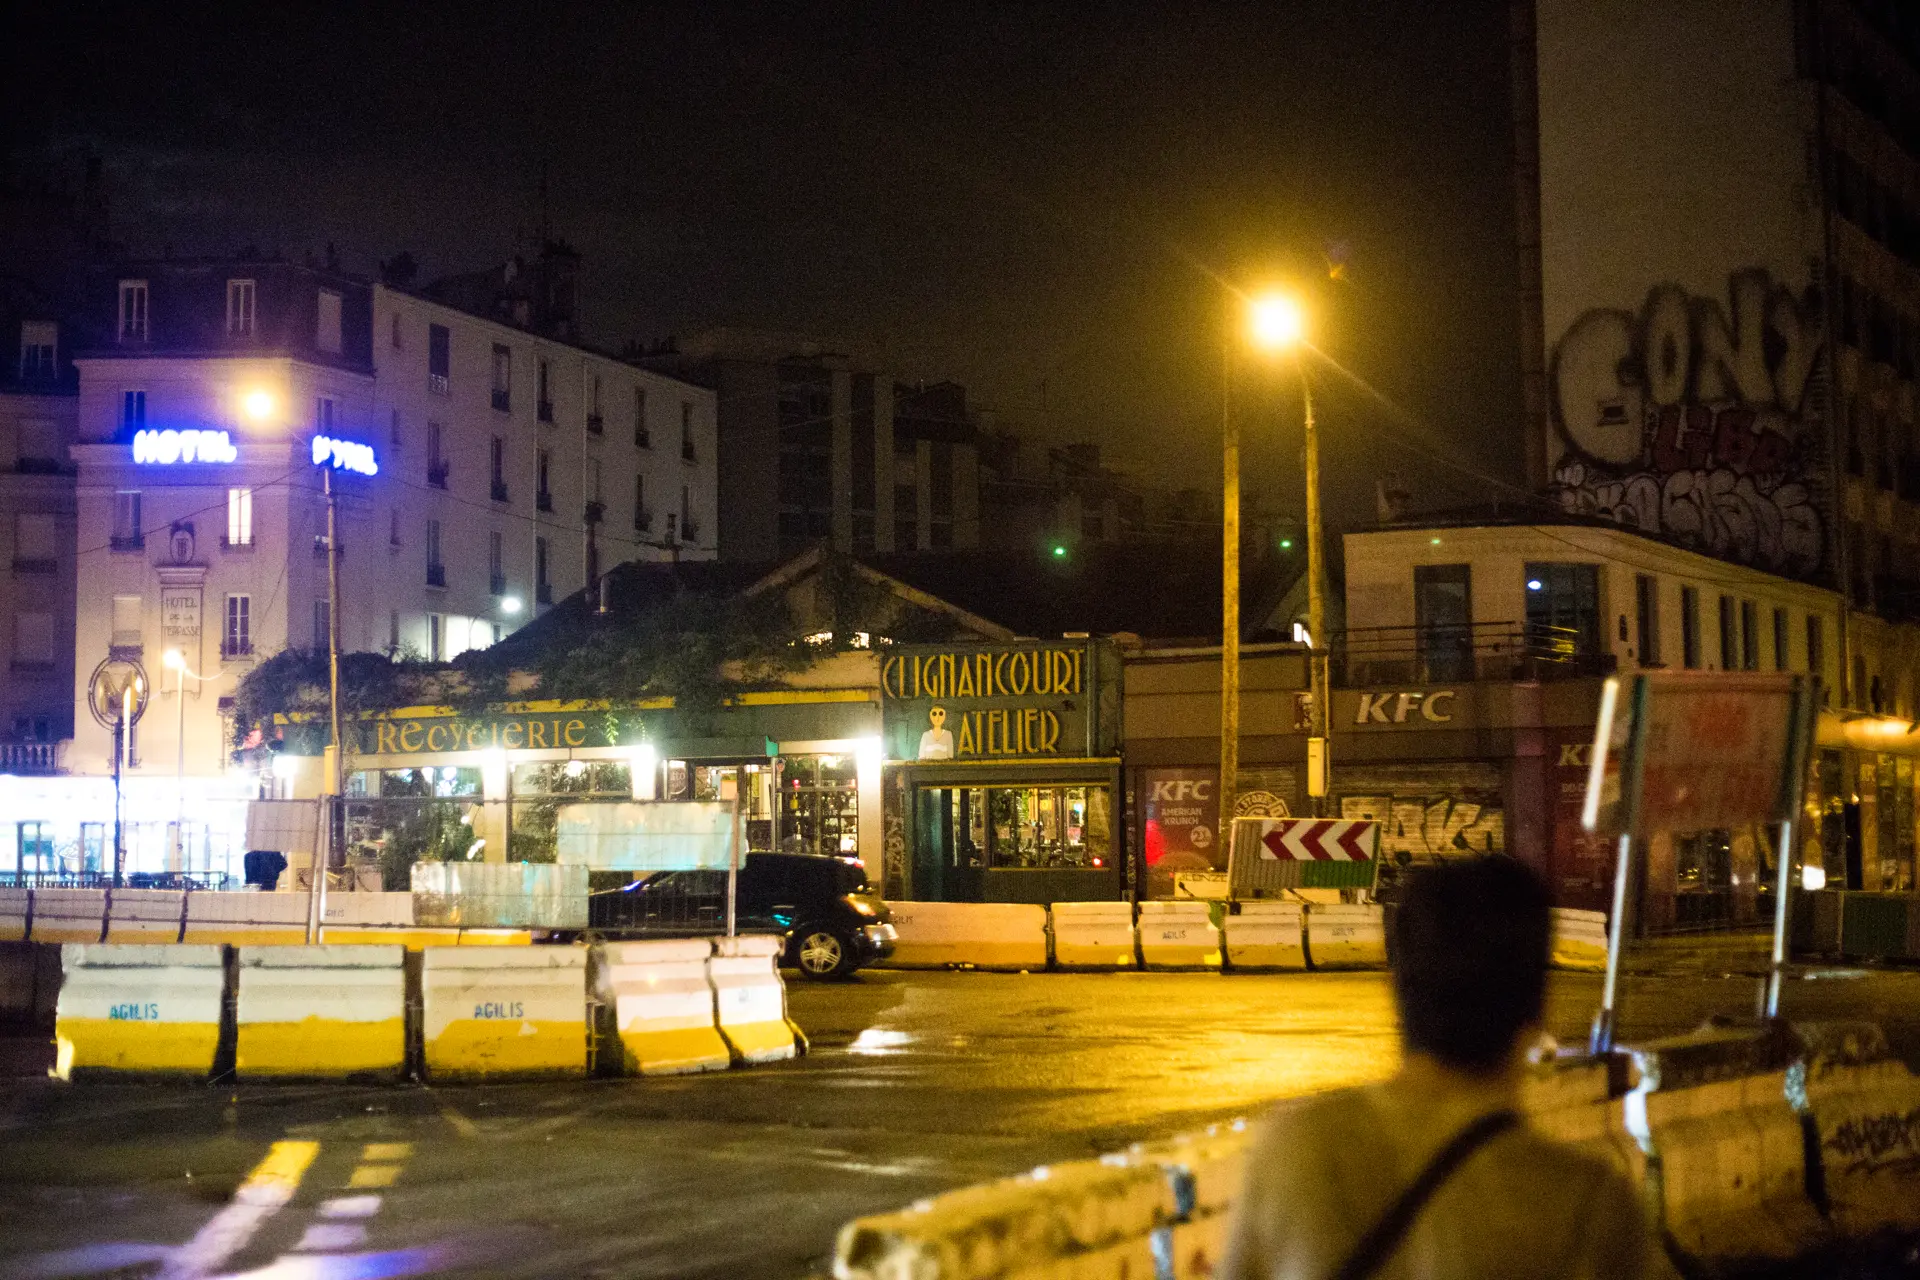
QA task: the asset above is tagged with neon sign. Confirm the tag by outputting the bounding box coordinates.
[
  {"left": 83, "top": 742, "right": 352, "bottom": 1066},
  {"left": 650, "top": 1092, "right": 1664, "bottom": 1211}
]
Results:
[
  {"left": 311, "top": 435, "right": 378, "bottom": 476},
  {"left": 131, "top": 429, "right": 238, "bottom": 465}
]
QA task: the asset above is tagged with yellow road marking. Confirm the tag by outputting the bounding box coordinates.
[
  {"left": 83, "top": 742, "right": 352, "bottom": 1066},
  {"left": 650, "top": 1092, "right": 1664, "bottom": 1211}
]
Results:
[
  {"left": 361, "top": 1143, "right": 412, "bottom": 1162},
  {"left": 347, "top": 1164, "right": 401, "bottom": 1189},
  {"left": 437, "top": 1102, "right": 480, "bottom": 1139},
  {"left": 159, "top": 1141, "right": 320, "bottom": 1280}
]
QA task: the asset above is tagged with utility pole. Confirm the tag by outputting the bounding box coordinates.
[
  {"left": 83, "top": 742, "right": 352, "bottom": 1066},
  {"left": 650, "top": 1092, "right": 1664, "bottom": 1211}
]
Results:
[
  {"left": 308, "top": 467, "right": 345, "bottom": 942},
  {"left": 1220, "top": 342, "right": 1241, "bottom": 834},
  {"left": 1303, "top": 366, "right": 1329, "bottom": 816}
]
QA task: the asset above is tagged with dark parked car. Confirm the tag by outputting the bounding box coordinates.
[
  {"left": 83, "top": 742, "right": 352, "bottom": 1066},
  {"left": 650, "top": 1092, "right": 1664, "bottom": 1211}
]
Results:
[{"left": 589, "top": 852, "right": 896, "bottom": 979}]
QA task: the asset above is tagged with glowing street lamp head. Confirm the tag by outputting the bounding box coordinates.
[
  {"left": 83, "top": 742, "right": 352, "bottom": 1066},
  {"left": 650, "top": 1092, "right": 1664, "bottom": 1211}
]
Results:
[
  {"left": 162, "top": 649, "right": 184, "bottom": 670},
  {"left": 500, "top": 596, "right": 523, "bottom": 615},
  {"left": 1248, "top": 294, "right": 1306, "bottom": 351},
  {"left": 241, "top": 388, "right": 277, "bottom": 423}
]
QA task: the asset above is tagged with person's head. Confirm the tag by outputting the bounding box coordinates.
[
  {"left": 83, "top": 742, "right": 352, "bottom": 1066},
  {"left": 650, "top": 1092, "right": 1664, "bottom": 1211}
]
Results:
[{"left": 1390, "top": 856, "right": 1551, "bottom": 1075}]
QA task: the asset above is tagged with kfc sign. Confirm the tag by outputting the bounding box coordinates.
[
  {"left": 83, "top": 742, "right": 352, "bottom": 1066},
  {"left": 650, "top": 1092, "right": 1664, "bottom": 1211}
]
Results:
[{"left": 1352, "top": 689, "right": 1457, "bottom": 725}]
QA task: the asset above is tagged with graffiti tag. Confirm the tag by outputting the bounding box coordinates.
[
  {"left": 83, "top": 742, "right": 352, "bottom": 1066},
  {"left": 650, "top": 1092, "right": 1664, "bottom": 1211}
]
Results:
[{"left": 1338, "top": 795, "right": 1504, "bottom": 860}]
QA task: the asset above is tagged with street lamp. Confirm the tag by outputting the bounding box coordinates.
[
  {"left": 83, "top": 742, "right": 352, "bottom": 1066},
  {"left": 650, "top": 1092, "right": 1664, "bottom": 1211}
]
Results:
[{"left": 1221, "top": 291, "right": 1328, "bottom": 846}]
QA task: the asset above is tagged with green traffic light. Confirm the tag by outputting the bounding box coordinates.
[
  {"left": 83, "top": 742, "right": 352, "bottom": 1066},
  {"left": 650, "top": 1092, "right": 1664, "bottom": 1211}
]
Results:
[
  {"left": 1280, "top": 539, "right": 1293, "bottom": 549},
  {"left": 1051, "top": 545, "right": 1067, "bottom": 558}
]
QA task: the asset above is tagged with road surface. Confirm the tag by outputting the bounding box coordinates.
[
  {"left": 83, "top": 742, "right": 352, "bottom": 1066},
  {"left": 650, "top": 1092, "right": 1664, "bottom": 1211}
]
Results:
[{"left": 1, "top": 947, "right": 1916, "bottom": 1279}]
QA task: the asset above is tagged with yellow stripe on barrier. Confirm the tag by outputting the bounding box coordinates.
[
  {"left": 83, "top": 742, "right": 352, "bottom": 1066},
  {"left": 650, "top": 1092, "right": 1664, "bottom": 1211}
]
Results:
[
  {"left": 236, "top": 1017, "right": 407, "bottom": 1077},
  {"left": 55, "top": 1019, "right": 220, "bottom": 1075},
  {"left": 625, "top": 1024, "right": 733, "bottom": 1074},
  {"left": 425, "top": 1019, "right": 585, "bottom": 1077}
]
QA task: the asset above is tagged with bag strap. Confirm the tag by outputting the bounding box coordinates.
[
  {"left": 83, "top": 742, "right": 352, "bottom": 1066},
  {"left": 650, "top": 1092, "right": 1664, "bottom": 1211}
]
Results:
[{"left": 1330, "top": 1108, "right": 1522, "bottom": 1280}]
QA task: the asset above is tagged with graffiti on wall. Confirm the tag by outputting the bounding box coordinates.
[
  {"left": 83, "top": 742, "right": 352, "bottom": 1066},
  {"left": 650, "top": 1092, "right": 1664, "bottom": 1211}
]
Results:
[
  {"left": 1548, "top": 269, "right": 1825, "bottom": 578},
  {"left": 1338, "top": 794, "right": 1504, "bottom": 861}
]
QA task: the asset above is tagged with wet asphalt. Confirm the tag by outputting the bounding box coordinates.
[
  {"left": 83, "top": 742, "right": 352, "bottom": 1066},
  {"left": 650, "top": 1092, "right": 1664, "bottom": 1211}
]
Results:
[{"left": 1, "top": 946, "right": 1916, "bottom": 1280}]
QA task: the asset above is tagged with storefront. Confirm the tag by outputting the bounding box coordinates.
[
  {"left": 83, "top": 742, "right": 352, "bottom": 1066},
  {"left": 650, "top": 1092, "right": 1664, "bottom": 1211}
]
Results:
[
  {"left": 274, "top": 688, "right": 885, "bottom": 887},
  {"left": 882, "top": 640, "right": 1124, "bottom": 903}
]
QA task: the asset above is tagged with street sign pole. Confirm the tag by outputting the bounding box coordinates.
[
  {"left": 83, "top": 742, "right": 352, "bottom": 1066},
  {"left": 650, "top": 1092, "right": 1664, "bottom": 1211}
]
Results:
[{"left": 1765, "top": 678, "right": 1818, "bottom": 1020}]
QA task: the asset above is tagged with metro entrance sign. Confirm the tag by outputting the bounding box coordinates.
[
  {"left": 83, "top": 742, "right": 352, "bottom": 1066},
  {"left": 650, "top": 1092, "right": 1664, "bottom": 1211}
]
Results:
[{"left": 1227, "top": 816, "right": 1380, "bottom": 893}]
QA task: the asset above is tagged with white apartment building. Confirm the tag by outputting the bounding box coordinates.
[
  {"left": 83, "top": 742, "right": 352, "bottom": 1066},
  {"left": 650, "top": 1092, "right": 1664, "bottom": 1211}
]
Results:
[{"left": 33, "top": 255, "right": 715, "bottom": 880}]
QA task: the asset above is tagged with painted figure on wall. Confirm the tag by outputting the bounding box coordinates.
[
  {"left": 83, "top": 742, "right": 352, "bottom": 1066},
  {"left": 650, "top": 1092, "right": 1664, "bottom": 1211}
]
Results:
[{"left": 1548, "top": 269, "right": 1825, "bottom": 579}]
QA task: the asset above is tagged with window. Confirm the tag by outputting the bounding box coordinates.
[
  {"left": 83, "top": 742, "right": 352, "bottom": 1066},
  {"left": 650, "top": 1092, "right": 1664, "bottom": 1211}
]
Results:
[
  {"left": 390, "top": 313, "right": 403, "bottom": 349},
  {"left": 634, "top": 386, "right": 650, "bottom": 447},
  {"left": 118, "top": 280, "right": 148, "bottom": 343},
  {"left": 389, "top": 508, "right": 401, "bottom": 549},
  {"left": 1807, "top": 615, "right": 1826, "bottom": 683},
  {"left": 317, "top": 290, "right": 343, "bottom": 354},
  {"left": 427, "top": 422, "right": 446, "bottom": 487},
  {"left": 226, "top": 487, "right": 253, "bottom": 547},
  {"left": 313, "top": 599, "right": 330, "bottom": 651},
  {"left": 428, "top": 323, "right": 450, "bottom": 394},
  {"left": 492, "top": 344, "right": 512, "bottom": 411},
  {"left": 587, "top": 373, "right": 603, "bottom": 432},
  {"left": 1523, "top": 562, "right": 1601, "bottom": 656},
  {"left": 682, "top": 483, "right": 694, "bottom": 541},
  {"left": 1414, "top": 564, "right": 1473, "bottom": 681},
  {"left": 535, "top": 536, "right": 551, "bottom": 603},
  {"left": 390, "top": 409, "right": 402, "bottom": 450},
  {"left": 226, "top": 279, "right": 256, "bottom": 337},
  {"left": 489, "top": 531, "right": 505, "bottom": 595},
  {"left": 113, "top": 595, "right": 143, "bottom": 648},
  {"left": 1740, "top": 600, "right": 1759, "bottom": 670},
  {"left": 1718, "top": 596, "right": 1737, "bottom": 669},
  {"left": 681, "top": 402, "right": 695, "bottom": 460},
  {"left": 429, "top": 613, "right": 444, "bottom": 662},
  {"left": 426, "top": 519, "right": 445, "bottom": 587},
  {"left": 1681, "top": 586, "right": 1701, "bottom": 668},
  {"left": 16, "top": 821, "right": 55, "bottom": 874},
  {"left": 19, "top": 320, "right": 55, "bottom": 379},
  {"left": 79, "top": 823, "right": 105, "bottom": 873},
  {"left": 13, "top": 612, "right": 54, "bottom": 669},
  {"left": 121, "top": 390, "right": 146, "bottom": 431},
  {"left": 536, "top": 358, "right": 552, "bottom": 421},
  {"left": 113, "top": 491, "right": 143, "bottom": 550},
  {"left": 537, "top": 449, "right": 552, "bottom": 510},
  {"left": 932, "top": 784, "right": 1111, "bottom": 870},
  {"left": 224, "top": 594, "right": 251, "bottom": 657},
  {"left": 633, "top": 473, "right": 650, "bottom": 531},
  {"left": 665, "top": 512, "right": 678, "bottom": 545},
  {"left": 316, "top": 397, "right": 336, "bottom": 432},
  {"left": 388, "top": 610, "right": 400, "bottom": 652},
  {"left": 1773, "top": 608, "right": 1790, "bottom": 672},
  {"left": 1635, "top": 574, "right": 1661, "bottom": 666},
  {"left": 587, "top": 457, "right": 602, "bottom": 504},
  {"left": 490, "top": 436, "right": 508, "bottom": 502},
  {"left": 13, "top": 512, "right": 56, "bottom": 572}
]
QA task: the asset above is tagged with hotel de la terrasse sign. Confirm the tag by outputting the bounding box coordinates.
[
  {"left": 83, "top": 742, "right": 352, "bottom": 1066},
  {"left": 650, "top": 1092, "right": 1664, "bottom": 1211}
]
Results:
[{"left": 881, "top": 641, "right": 1118, "bottom": 762}]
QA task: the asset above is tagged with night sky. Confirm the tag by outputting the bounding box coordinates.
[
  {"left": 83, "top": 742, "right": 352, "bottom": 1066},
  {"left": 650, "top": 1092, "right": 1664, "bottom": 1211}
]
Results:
[{"left": 10, "top": 1, "right": 1528, "bottom": 524}]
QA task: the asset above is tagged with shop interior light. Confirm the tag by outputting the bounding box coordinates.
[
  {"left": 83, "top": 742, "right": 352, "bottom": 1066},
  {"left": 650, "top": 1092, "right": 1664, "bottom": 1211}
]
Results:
[
  {"left": 565, "top": 759, "right": 587, "bottom": 778},
  {"left": 1801, "top": 863, "right": 1827, "bottom": 892}
]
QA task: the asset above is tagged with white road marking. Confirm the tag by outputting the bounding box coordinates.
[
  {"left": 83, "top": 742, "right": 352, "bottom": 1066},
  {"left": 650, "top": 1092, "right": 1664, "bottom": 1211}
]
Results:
[
  {"left": 158, "top": 1141, "right": 320, "bottom": 1280},
  {"left": 293, "top": 1223, "right": 368, "bottom": 1252},
  {"left": 315, "top": 1196, "right": 382, "bottom": 1219}
]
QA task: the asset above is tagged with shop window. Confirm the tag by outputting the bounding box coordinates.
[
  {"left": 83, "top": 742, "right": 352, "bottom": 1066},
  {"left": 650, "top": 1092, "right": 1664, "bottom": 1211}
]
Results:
[
  {"left": 776, "top": 754, "right": 860, "bottom": 856},
  {"left": 15, "top": 820, "right": 55, "bottom": 874},
  {"left": 936, "top": 785, "right": 1111, "bottom": 870},
  {"left": 342, "top": 768, "right": 484, "bottom": 888}
]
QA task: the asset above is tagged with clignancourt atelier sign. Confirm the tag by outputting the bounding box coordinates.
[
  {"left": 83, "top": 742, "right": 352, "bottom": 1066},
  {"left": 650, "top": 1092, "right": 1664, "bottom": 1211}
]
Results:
[{"left": 880, "top": 640, "right": 1118, "bottom": 762}]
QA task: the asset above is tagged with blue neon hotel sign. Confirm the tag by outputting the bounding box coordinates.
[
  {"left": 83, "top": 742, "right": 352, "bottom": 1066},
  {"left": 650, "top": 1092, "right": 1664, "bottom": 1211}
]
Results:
[
  {"left": 311, "top": 435, "right": 378, "bottom": 476},
  {"left": 131, "top": 428, "right": 238, "bottom": 464}
]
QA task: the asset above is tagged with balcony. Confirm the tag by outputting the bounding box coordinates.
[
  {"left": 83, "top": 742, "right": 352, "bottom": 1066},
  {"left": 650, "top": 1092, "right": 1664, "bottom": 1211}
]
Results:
[
  {"left": 536, "top": 581, "right": 553, "bottom": 606},
  {"left": 0, "top": 741, "right": 60, "bottom": 774},
  {"left": 586, "top": 413, "right": 604, "bottom": 436},
  {"left": 219, "top": 537, "right": 254, "bottom": 554},
  {"left": 11, "top": 557, "right": 56, "bottom": 575},
  {"left": 1331, "top": 622, "right": 1614, "bottom": 687},
  {"left": 428, "top": 461, "right": 450, "bottom": 489},
  {"left": 491, "top": 479, "right": 511, "bottom": 503},
  {"left": 110, "top": 534, "right": 145, "bottom": 553},
  {"left": 537, "top": 489, "right": 554, "bottom": 513},
  {"left": 492, "top": 388, "right": 512, "bottom": 413},
  {"left": 427, "top": 563, "right": 447, "bottom": 589},
  {"left": 429, "top": 372, "right": 449, "bottom": 396},
  {"left": 222, "top": 639, "right": 253, "bottom": 659},
  {"left": 584, "top": 500, "right": 605, "bottom": 526},
  {"left": 537, "top": 399, "right": 554, "bottom": 423}
]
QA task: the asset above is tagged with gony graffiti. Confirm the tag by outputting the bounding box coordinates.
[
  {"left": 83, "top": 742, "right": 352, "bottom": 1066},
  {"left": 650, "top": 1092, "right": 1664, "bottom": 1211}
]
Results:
[{"left": 1548, "top": 269, "right": 1826, "bottom": 578}]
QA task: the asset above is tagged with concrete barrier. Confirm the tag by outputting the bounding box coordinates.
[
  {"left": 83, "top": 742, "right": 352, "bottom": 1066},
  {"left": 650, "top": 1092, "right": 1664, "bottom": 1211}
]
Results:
[
  {"left": 183, "top": 891, "right": 308, "bottom": 946},
  {"left": 235, "top": 945, "right": 406, "bottom": 1079},
  {"left": 1549, "top": 907, "right": 1609, "bottom": 973},
  {"left": 1049, "top": 901, "right": 1137, "bottom": 970},
  {"left": 421, "top": 945, "right": 588, "bottom": 1080},
  {"left": 1794, "top": 1023, "right": 1920, "bottom": 1239},
  {"left": 1222, "top": 901, "right": 1306, "bottom": 971},
  {"left": 879, "top": 901, "right": 1049, "bottom": 971},
  {"left": 0, "top": 888, "right": 29, "bottom": 942},
  {"left": 711, "top": 934, "right": 801, "bottom": 1064},
  {"left": 53, "top": 944, "right": 225, "bottom": 1079},
  {"left": 602, "top": 938, "right": 731, "bottom": 1075},
  {"left": 323, "top": 892, "right": 415, "bottom": 928},
  {"left": 105, "top": 889, "right": 185, "bottom": 943},
  {"left": 29, "top": 889, "right": 107, "bottom": 944},
  {"left": 1137, "top": 901, "right": 1221, "bottom": 970},
  {"left": 1303, "top": 903, "right": 1386, "bottom": 969}
]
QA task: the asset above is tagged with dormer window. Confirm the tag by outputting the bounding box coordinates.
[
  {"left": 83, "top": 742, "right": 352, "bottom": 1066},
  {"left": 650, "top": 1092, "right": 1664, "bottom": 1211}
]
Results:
[
  {"left": 317, "top": 290, "right": 343, "bottom": 354},
  {"left": 226, "top": 280, "right": 257, "bottom": 338},
  {"left": 18, "top": 321, "right": 55, "bottom": 380},
  {"left": 118, "top": 281, "right": 148, "bottom": 343}
]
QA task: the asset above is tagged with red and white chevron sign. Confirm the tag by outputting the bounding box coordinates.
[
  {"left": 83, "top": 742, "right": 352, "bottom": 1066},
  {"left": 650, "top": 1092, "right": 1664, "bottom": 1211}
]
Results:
[{"left": 1257, "top": 818, "right": 1379, "bottom": 862}]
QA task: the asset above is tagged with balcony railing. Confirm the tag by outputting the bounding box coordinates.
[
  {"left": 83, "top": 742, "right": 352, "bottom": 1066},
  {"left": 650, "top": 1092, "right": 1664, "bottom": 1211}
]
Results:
[
  {"left": 634, "top": 509, "right": 652, "bottom": 533},
  {"left": 428, "top": 461, "right": 450, "bottom": 489},
  {"left": 537, "top": 399, "right": 554, "bottom": 423},
  {"left": 537, "top": 490, "right": 554, "bottom": 513},
  {"left": 0, "top": 741, "right": 60, "bottom": 774},
  {"left": 427, "top": 563, "right": 447, "bottom": 589},
  {"left": 222, "top": 639, "right": 253, "bottom": 659},
  {"left": 491, "top": 479, "right": 511, "bottom": 503},
  {"left": 110, "top": 534, "right": 144, "bottom": 553},
  {"left": 1331, "top": 622, "right": 1613, "bottom": 687},
  {"left": 11, "top": 557, "right": 56, "bottom": 575},
  {"left": 586, "top": 413, "right": 604, "bottom": 436},
  {"left": 490, "top": 572, "right": 508, "bottom": 597},
  {"left": 492, "top": 388, "right": 511, "bottom": 413},
  {"left": 429, "top": 372, "right": 449, "bottom": 396},
  {"left": 536, "top": 581, "right": 553, "bottom": 605},
  {"left": 584, "top": 500, "right": 605, "bottom": 525}
]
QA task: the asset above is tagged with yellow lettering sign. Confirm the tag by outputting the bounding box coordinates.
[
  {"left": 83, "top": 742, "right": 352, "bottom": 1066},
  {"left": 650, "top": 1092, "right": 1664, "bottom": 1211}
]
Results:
[
  {"left": 399, "top": 722, "right": 423, "bottom": 752},
  {"left": 502, "top": 721, "right": 523, "bottom": 748},
  {"left": 564, "top": 718, "right": 586, "bottom": 747}
]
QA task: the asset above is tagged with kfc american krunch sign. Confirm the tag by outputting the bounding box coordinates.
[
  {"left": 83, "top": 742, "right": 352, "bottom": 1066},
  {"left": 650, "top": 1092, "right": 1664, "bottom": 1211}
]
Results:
[{"left": 881, "top": 641, "right": 1113, "bottom": 762}]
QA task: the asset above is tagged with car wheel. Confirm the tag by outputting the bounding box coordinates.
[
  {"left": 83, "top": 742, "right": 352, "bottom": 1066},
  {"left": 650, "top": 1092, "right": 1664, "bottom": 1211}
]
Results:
[{"left": 793, "top": 927, "right": 853, "bottom": 980}]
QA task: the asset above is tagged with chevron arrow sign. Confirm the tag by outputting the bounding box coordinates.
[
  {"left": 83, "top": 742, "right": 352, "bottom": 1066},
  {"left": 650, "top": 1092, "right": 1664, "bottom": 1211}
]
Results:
[{"left": 1257, "top": 818, "right": 1378, "bottom": 862}]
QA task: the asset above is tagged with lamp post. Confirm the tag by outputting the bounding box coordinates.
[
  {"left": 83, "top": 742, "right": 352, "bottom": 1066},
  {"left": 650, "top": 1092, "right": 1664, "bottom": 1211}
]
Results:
[{"left": 1221, "top": 294, "right": 1320, "bottom": 843}]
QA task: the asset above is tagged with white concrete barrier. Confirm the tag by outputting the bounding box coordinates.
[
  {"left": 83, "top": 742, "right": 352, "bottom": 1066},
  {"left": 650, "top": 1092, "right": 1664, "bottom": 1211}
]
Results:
[
  {"left": 879, "top": 901, "right": 1048, "bottom": 971},
  {"left": 711, "top": 934, "right": 801, "bottom": 1064},
  {"left": 421, "top": 945, "right": 587, "bottom": 1080},
  {"left": 29, "top": 889, "right": 107, "bottom": 944},
  {"left": 1303, "top": 903, "right": 1386, "bottom": 969},
  {"left": 1223, "top": 901, "right": 1306, "bottom": 971},
  {"left": 1137, "top": 901, "right": 1221, "bottom": 970},
  {"left": 1550, "top": 907, "right": 1609, "bottom": 972},
  {"left": 105, "top": 889, "right": 185, "bottom": 943},
  {"left": 1049, "top": 901, "right": 1137, "bottom": 970},
  {"left": 602, "top": 938, "right": 731, "bottom": 1075},
  {"left": 235, "top": 945, "right": 406, "bottom": 1078},
  {"left": 183, "top": 891, "right": 308, "bottom": 946},
  {"left": 323, "top": 892, "right": 415, "bottom": 928},
  {"left": 54, "top": 944, "right": 225, "bottom": 1079},
  {"left": 1795, "top": 1028, "right": 1920, "bottom": 1239},
  {"left": 0, "top": 888, "right": 29, "bottom": 941}
]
